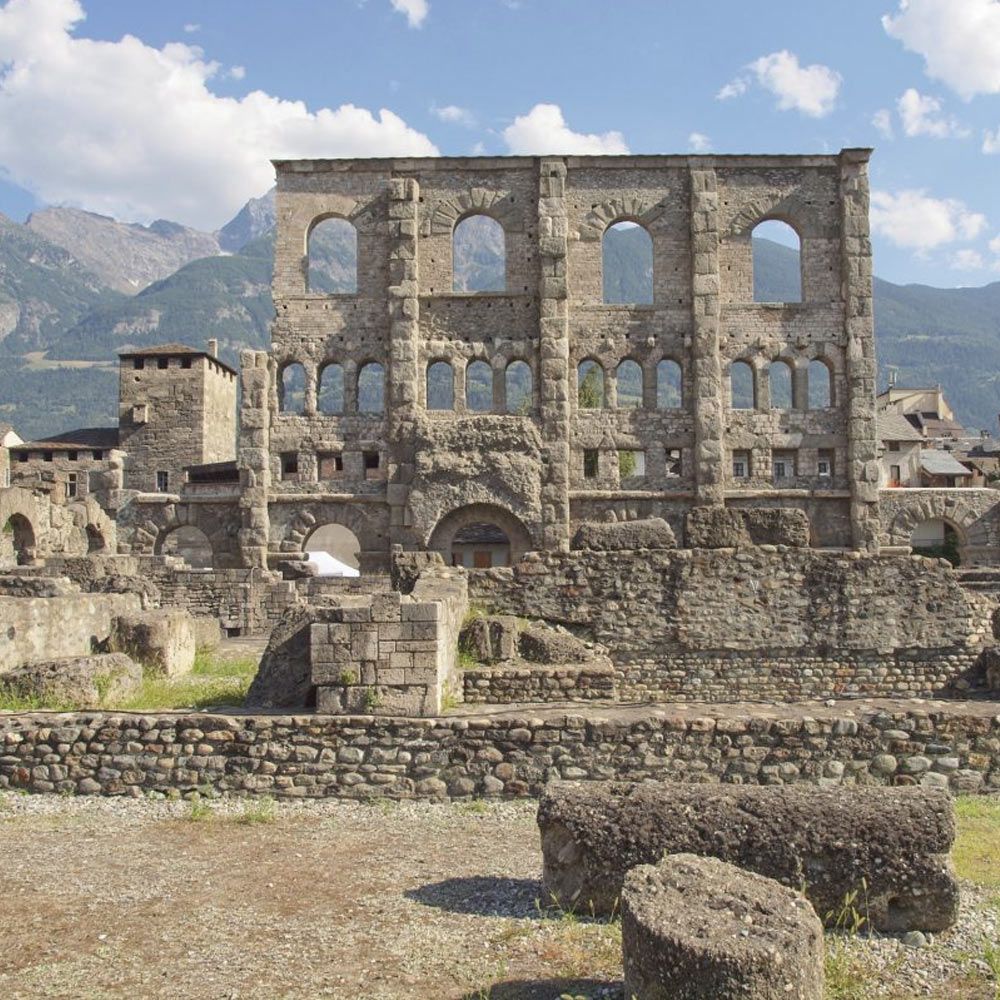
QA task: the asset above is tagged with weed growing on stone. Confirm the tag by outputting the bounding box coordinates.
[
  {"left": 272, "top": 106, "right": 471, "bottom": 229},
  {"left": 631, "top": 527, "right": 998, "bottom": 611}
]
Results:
[
  {"left": 188, "top": 799, "right": 214, "bottom": 822},
  {"left": 236, "top": 796, "right": 275, "bottom": 825},
  {"left": 825, "top": 880, "right": 870, "bottom": 936},
  {"left": 362, "top": 686, "right": 382, "bottom": 711}
]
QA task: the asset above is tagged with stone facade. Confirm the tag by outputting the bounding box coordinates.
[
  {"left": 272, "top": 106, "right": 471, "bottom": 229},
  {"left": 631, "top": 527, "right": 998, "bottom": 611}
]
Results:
[{"left": 1, "top": 700, "right": 997, "bottom": 799}]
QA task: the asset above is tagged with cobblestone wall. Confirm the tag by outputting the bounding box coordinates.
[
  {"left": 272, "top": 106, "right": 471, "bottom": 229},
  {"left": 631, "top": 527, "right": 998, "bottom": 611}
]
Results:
[{"left": 1, "top": 702, "right": 996, "bottom": 799}]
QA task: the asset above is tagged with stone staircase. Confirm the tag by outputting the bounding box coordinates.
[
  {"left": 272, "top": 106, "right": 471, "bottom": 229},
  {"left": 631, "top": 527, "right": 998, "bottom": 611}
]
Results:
[{"left": 955, "top": 567, "right": 1000, "bottom": 596}]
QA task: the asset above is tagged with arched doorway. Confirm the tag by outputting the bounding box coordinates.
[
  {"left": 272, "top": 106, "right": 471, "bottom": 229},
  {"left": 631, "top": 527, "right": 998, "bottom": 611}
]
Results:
[
  {"left": 2, "top": 513, "right": 35, "bottom": 567},
  {"left": 911, "top": 518, "right": 962, "bottom": 566},
  {"left": 305, "top": 523, "right": 361, "bottom": 577},
  {"left": 86, "top": 524, "right": 107, "bottom": 554},
  {"left": 428, "top": 504, "right": 533, "bottom": 568},
  {"left": 158, "top": 525, "right": 214, "bottom": 568}
]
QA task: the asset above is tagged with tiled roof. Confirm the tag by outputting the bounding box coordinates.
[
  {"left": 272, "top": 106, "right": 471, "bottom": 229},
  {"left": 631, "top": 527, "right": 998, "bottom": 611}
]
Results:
[
  {"left": 18, "top": 427, "right": 120, "bottom": 451},
  {"left": 919, "top": 450, "right": 973, "bottom": 477},
  {"left": 878, "top": 413, "right": 923, "bottom": 443}
]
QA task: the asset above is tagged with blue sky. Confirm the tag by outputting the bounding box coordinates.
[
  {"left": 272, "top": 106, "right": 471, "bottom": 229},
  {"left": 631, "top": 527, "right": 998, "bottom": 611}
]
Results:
[{"left": 1, "top": 0, "right": 999, "bottom": 286}]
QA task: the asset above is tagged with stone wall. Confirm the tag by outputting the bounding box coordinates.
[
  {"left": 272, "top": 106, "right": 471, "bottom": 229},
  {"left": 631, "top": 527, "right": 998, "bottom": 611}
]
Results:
[
  {"left": 462, "top": 662, "right": 615, "bottom": 703},
  {"left": 469, "top": 548, "right": 994, "bottom": 701},
  {"left": 1, "top": 701, "right": 996, "bottom": 798}
]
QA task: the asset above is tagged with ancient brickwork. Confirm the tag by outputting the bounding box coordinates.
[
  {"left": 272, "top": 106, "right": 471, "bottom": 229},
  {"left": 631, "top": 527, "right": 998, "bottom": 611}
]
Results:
[
  {"left": 462, "top": 662, "right": 614, "bottom": 703},
  {"left": 2, "top": 701, "right": 997, "bottom": 799}
]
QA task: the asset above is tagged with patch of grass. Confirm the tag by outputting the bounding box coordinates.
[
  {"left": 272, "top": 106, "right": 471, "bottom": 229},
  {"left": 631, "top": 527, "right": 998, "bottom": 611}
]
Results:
[
  {"left": 187, "top": 799, "right": 214, "bottom": 822},
  {"left": 824, "top": 940, "right": 871, "bottom": 1000},
  {"left": 953, "top": 796, "right": 1000, "bottom": 891},
  {"left": 456, "top": 799, "right": 489, "bottom": 815},
  {"left": 235, "top": 796, "right": 275, "bottom": 825},
  {"left": 0, "top": 686, "right": 75, "bottom": 712}
]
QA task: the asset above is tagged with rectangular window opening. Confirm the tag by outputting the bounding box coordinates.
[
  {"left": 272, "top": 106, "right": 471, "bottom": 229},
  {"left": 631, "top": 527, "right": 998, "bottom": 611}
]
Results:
[
  {"left": 156, "top": 470, "right": 169, "bottom": 492},
  {"left": 817, "top": 449, "right": 834, "bottom": 479},
  {"left": 157, "top": 357, "right": 169, "bottom": 370},
  {"left": 665, "top": 448, "right": 682, "bottom": 478},
  {"left": 363, "top": 450, "right": 384, "bottom": 480},
  {"left": 618, "top": 449, "right": 645, "bottom": 481},
  {"left": 583, "top": 449, "right": 599, "bottom": 479},
  {"left": 280, "top": 453, "right": 299, "bottom": 481},
  {"left": 318, "top": 452, "right": 344, "bottom": 480},
  {"left": 772, "top": 450, "right": 797, "bottom": 484},
  {"left": 732, "top": 450, "right": 750, "bottom": 480},
  {"left": 65, "top": 473, "right": 78, "bottom": 499}
]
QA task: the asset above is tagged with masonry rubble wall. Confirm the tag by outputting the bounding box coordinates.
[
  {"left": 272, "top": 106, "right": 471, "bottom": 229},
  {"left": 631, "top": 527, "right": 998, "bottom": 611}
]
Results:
[
  {"left": 462, "top": 663, "right": 615, "bottom": 703},
  {"left": 469, "top": 548, "right": 994, "bottom": 701},
  {"left": 1, "top": 702, "right": 997, "bottom": 799}
]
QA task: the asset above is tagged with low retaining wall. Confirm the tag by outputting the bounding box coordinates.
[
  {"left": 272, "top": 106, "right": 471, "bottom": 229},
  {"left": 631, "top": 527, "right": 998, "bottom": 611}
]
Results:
[
  {"left": 2, "top": 701, "right": 997, "bottom": 799},
  {"left": 462, "top": 663, "right": 615, "bottom": 703}
]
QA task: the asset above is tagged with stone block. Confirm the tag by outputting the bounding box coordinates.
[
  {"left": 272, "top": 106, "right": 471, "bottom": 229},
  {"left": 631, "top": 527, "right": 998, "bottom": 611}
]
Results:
[
  {"left": 192, "top": 616, "right": 222, "bottom": 652},
  {"left": 112, "top": 610, "right": 195, "bottom": 677},
  {"left": 686, "top": 507, "right": 750, "bottom": 548},
  {"left": 743, "top": 508, "right": 810, "bottom": 548},
  {"left": 572, "top": 517, "right": 676, "bottom": 552},
  {"left": 623, "top": 853, "right": 824, "bottom": 1000},
  {"left": 0, "top": 653, "right": 140, "bottom": 708}
]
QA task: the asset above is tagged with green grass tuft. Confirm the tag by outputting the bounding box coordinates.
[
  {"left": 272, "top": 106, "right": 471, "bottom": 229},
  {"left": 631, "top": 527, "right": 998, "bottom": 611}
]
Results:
[{"left": 235, "top": 796, "right": 276, "bottom": 825}]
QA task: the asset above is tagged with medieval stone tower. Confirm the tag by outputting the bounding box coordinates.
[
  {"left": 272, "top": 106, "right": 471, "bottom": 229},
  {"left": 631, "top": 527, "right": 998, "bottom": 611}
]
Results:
[{"left": 118, "top": 342, "right": 238, "bottom": 493}]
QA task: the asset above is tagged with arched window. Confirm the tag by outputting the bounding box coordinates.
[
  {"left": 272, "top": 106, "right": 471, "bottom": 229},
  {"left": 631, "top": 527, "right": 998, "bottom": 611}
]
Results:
[
  {"left": 616, "top": 359, "right": 643, "bottom": 409},
  {"left": 768, "top": 360, "right": 793, "bottom": 409},
  {"left": 279, "top": 362, "right": 306, "bottom": 413},
  {"left": 603, "top": 221, "right": 653, "bottom": 304},
  {"left": 808, "top": 359, "right": 832, "bottom": 409},
  {"left": 453, "top": 215, "right": 505, "bottom": 292},
  {"left": 466, "top": 360, "right": 493, "bottom": 412},
  {"left": 159, "top": 525, "right": 213, "bottom": 569},
  {"left": 427, "top": 361, "right": 454, "bottom": 411},
  {"left": 305, "top": 523, "right": 362, "bottom": 576},
  {"left": 752, "top": 220, "right": 802, "bottom": 303},
  {"left": 2, "top": 513, "right": 35, "bottom": 567},
  {"left": 358, "top": 362, "right": 384, "bottom": 414},
  {"left": 730, "top": 361, "right": 755, "bottom": 409},
  {"left": 505, "top": 360, "right": 532, "bottom": 414},
  {"left": 657, "top": 359, "right": 682, "bottom": 409},
  {"left": 578, "top": 360, "right": 604, "bottom": 409},
  {"left": 307, "top": 217, "right": 358, "bottom": 294},
  {"left": 318, "top": 363, "right": 344, "bottom": 414}
]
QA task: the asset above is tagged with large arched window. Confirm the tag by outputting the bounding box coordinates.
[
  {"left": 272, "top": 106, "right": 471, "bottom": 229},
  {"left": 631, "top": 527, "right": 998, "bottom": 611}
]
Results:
[
  {"left": 603, "top": 221, "right": 653, "bottom": 304},
  {"left": 427, "top": 361, "right": 454, "bottom": 411},
  {"left": 453, "top": 215, "right": 505, "bottom": 292},
  {"left": 307, "top": 217, "right": 357, "bottom": 294},
  {"left": 2, "top": 513, "right": 35, "bottom": 567},
  {"left": 657, "top": 359, "right": 683, "bottom": 409},
  {"left": 808, "top": 359, "right": 833, "bottom": 409},
  {"left": 159, "top": 525, "right": 213, "bottom": 569},
  {"left": 752, "top": 220, "right": 802, "bottom": 303},
  {"left": 318, "top": 363, "right": 344, "bottom": 414},
  {"left": 279, "top": 362, "right": 306, "bottom": 413},
  {"left": 305, "top": 523, "right": 362, "bottom": 576},
  {"left": 466, "top": 360, "right": 493, "bottom": 412},
  {"left": 616, "top": 359, "right": 643, "bottom": 409},
  {"left": 768, "top": 360, "right": 793, "bottom": 409},
  {"left": 730, "top": 361, "right": 755, "bottom": 409},
  {"left": 505, "top": 360, "right": 532, "bottom": 414},
  {"left": 358, "top": 362, "right": 384, "bottom": 414},
  {"left": 578, "top": 360, "right": 604, "bottom": 409}
]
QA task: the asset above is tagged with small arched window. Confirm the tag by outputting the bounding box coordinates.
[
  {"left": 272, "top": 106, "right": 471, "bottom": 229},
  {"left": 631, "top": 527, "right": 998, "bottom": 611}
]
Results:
[
  {"left": 505, "top": 360, "right": 532, "bottom": 414},
  {"left": 279, "top": 362, "right": 306, "bottom": 413},
  {"left": 752, "top": 220, "right": 802, "bottom": 303},
  {"left": 657, "top": 359, "right": 682, "bottom": 409},
  {"left": 730, "top": 361, "right": 755, "bottom": 410},
  {"left": 616, "top": 359, "right": 643, "bottom": 409},
  {"left": 603, "top": 221, "right": 653, "bottom": 304},
  {"left": 578, "top": 360, "right": 604, "bottom": 409},
  {"left": 427, "top": 361, "right": 454, "bottom": 411},
  {"left": 318, "top": 363, "right": 344, "bottom": 414},
  {"left": 466, "top": 360, "right": 493, "bottom": 412},
  {"left": 453, "top": 215, "right": 505, "bottom": 292},
  {"left": 358, "top": 362, "right": 384, "bottom": 414},
  {"left": 307, "top": 217, "right": 357, "bottom": 294},
  {"left": 768, "top": 360, "right": 793, "bottom": 409},
  {"left": 808, "top": 359, "right": 833, "bottom": 409}
]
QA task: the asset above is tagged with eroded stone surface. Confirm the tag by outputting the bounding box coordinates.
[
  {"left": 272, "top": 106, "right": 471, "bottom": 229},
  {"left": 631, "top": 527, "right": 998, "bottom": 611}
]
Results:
[{"left": 0, "top": 652, "right": 140, "bottom": 706}]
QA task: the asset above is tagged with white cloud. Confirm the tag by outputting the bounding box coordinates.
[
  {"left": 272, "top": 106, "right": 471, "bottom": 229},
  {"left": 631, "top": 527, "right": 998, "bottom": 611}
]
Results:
[
  {"left": 182, "top": 23, "right": 199, "bottom": 34},
  {"left": 688, "top": 132, "right": 711, "bottom": 152},
  {"left": 984, "top": 127, "right": 1000, "bottom": 153},
  {"left": 990, "top": 233, "right": 1000, "bottom": 254},
  {"left": 502, "top": 104, "right": 628, "bottom": 155},
  {"left": 896, "top": 88, "right": 968, "bottom": 138},
  {"left": 950, "top": 248, "right": 985, "bottom": 269},
  {"left": 431, "top": 104, "right": 476, "bottom": 127},
  {"left": 716, "top": 77, "right": 748, "bottom": 101},
  {"left": 872, "top": 109, "right": 894, "bottom": 139},
  {"left": 870, "top": 188, "right": 987, "bottom": 251},
  {"left": 390, "top": 0, "right": 428, "bottom": 28},
  {"left": 0, "top": 0, "right": 438, "bottom": 230},
  {"left": 883, "top": 0, "right": 1000, "bottom": 99},
  {"left": 227, "top": 65, "right": 246, "bottom": 81},
  {"left": 748, "top": 50, "right": 841, "bottom": 117}
]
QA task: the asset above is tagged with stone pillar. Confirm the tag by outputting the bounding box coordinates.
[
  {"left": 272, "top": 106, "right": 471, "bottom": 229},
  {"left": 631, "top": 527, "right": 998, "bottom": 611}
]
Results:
[
  {"left": 537, "top": 159, "right": 572, "bottom": 551},
  {"left": 492, "top": 363, "right": 505, "bottom": 411},
  {"left": 840, "top": 149, "right": 880, "bottom": 552},
  {"left": 792, "top": 362, "right": 809, "bottom": 411},
  {"left": 303, "top": 363, "right": 318, "bottom": 416},
  {"left": 237, "top": 349, "right": 271, "bottom": 568},
  {"left": 689, "top": 166, "right": 724, "bottom": 507},
  {"left": 386, "top": 175, "right": 421, "bottom": 550}
]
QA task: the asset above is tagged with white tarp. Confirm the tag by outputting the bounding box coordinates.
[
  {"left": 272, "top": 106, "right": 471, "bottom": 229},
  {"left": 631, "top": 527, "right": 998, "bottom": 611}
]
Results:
[{"left": 306, "top": 551, "right": 360, "bottom": 578}]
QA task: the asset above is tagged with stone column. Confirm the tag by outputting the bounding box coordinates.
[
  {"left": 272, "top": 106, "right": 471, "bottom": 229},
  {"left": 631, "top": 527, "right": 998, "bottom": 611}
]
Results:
[
  {"left": 792, "top": 363, "right": 809, "bottom": 411},
  {"left": 537, "top": 158, "right": 572, "bottom": 551},
  {"left": 840, "top": 149, "right": 880, "bottom": 552},
  {"left": 303, "top": 362, "right": 318, "bottom": 416},
  {"left": 386, "top": 175, "right": 421, "bottom": 551},
  {"left": 689, "top": 166, "right": 724, "bottom": 507},
  {"left": 237, "top": 349, "right": 271, "bottom": 568}
]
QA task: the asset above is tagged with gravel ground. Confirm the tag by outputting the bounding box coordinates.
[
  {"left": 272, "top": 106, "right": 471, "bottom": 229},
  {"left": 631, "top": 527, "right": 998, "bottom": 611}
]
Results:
[{"left": 0, "top": 793, "right": 995, "bottom": 1000}]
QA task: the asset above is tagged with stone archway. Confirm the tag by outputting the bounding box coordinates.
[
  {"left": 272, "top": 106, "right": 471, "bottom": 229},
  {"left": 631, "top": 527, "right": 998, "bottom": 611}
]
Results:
[
  {"left": 1, "top": 512, "right": 36, "bottom": 567},
  {"left": 155, "top": 524, "right": 214, "bottom": 568},
  {"left": 888, "top": 495, "right": 987, "bottom": 558},
  {"left": 427, "top": 503, "right": 533, "bottom": 566},
  {"left": 281, "top": 502, "right": 389, "bottom": 574}
]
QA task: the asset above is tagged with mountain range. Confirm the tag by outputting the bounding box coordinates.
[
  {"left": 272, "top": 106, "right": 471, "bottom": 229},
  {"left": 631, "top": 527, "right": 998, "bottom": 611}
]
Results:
[{"left": 1, "top": 195, "right": 998, "bottom": 441}]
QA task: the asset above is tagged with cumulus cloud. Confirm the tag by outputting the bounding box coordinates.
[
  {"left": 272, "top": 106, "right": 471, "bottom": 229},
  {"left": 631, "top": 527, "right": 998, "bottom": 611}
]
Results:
[
  {"left": 431, "top": 104, "right": 476, "bottom": 127},
  {"left": 227, "top": 65, "right": 246, "bottom": 81},
  {"left": 950, "top": 248, "right": 985, "bottom": 270},
  {"left": 182, "top": 23, "right": 199, "bottom": 34},
  {"left": 688, "top": 132, "right": 712, "bottom": 152},
  {"left": 883, "top": 0, "right": 1000, "bottom": 99},
  {"left": 870, "top": 188, "right": 986, "bottom": 251},
  {"left": 896, "top": 88, "right": 968, "bottom": 138},
  {"left": 716, "top": 51, "right": 841, "bottom": 117},
  {"left": 984, "top": 127, "right": 1000, "bottom": 153},
  {"left": 872, "top": 109, "right": 895, "bottom": 138},
  {"left": 0, "top": 0, "right": 438, "bottom": 230},
  {"left": 502, "top": 104, "right": 628, "bottom": 155},
  {"left": 390, "top": 0, "right": 428, "bottom": 28},
  {"left": 990, "top": 233, "right": 1000, "bottom": 254}
]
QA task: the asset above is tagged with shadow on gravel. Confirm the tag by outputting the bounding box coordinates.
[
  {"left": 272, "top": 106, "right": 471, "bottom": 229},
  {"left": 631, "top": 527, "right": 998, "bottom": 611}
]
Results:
[
  {"left": 459, "top": 978, "right": 621, "bottom": 999},
  {"left": 406, "top": 876, "right": 544, "bottom": 917}
]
